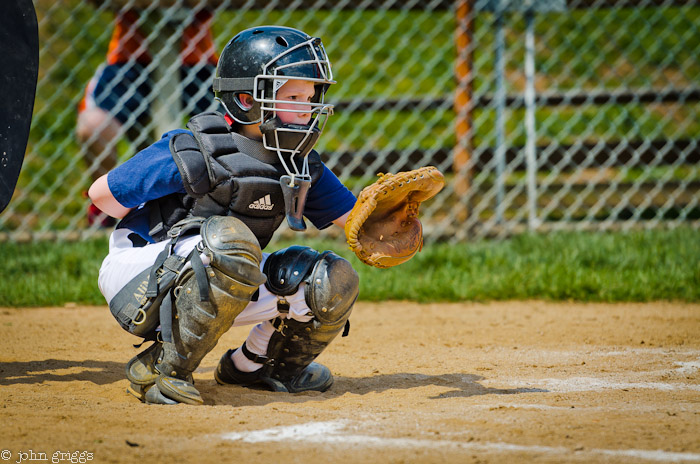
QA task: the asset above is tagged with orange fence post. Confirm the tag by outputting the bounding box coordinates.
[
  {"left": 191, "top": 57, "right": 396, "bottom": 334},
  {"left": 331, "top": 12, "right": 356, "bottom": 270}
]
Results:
[{"left": 454, "top": 0, "right": 473, "bottom": 220}]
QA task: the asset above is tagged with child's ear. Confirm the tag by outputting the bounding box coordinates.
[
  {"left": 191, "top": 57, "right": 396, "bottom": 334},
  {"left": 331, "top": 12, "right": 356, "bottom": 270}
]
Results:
[{"left": 237, "top": 93, "right": 254, "bottom": 110}]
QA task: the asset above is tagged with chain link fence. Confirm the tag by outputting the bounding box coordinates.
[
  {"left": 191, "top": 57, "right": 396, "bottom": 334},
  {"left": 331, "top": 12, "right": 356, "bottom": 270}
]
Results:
[{"left": 2, "top": 0, "right": 698, "bottom": 243}]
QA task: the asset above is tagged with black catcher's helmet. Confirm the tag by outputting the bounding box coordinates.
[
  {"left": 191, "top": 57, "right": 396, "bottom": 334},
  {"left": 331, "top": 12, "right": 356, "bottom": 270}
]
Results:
[{"left": 213, "top": 26, "right": 334, "bottom": 126}]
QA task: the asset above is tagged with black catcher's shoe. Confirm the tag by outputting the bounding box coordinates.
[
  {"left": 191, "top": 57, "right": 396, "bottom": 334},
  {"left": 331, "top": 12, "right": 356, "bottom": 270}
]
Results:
[
  {"left": 125, "top": 342, "right": 202, "bottom": 405},
  {"left": 215, "top": 348, "right": 333, "bottom": 393}
]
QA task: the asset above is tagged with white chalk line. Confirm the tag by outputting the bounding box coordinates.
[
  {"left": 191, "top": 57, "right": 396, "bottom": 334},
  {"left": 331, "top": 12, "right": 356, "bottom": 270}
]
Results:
[
  {"left": 598, "top": 348, "right": 700, "bottom": 357},
  {"left": 221, "top": 421, "right": 700, "bottom": 462},
  {"left": 492, "top": 376, "right": 700, "bottom": 393},
  {"left": 467, "top": 402, "right": 697, "bottom": 413},
  {"left": 493, "top": 348, "right": 700, "bottom": 358},
  {"left": 675, "top": 360, "right": 700, "bottom": 375},
  {"left": 221, "top": 353, "right": 700, "bottom": 459},
  {"left": 482, "top": 353, "right": 700, "bottom": 393}
]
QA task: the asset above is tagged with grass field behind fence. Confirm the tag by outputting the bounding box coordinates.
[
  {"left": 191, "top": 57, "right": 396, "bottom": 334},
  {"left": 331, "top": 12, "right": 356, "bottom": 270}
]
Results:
[{"left": 1, "top": 227, "right": 697, "bottom": 307}]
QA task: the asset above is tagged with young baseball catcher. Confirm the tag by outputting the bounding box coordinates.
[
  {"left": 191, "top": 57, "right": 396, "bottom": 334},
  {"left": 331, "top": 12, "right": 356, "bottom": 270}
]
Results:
[{"left": 88, "top": 25, "right": 444, "bottom": 405}]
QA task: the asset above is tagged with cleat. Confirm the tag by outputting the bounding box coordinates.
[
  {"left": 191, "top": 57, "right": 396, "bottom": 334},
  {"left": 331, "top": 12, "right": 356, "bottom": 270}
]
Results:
[
  {"left": 215, "top": 348, "right": 333, "bottom": 393},
  {"left": 143, "top": 383, "right": 180, "bottom": 405},
  {"left": 155, "top": 376, "right": 204, "bottom": 405},
  {"left": 215, "top": 349, "right": 264, "bottom": 388},
  {"left": 127, "top": 382, "right": 179, "bottom": 405},
  {"left": 126, "top": 382, "right": 147, "bottom": 402}
]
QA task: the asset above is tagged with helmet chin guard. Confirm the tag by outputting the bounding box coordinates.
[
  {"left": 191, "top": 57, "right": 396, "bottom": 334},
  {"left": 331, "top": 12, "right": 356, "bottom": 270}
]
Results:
[
  {"left": 260, "top": 116, "right": 324, "bottom": 232},
  {"left": 259, "top": 116, "right": 323, "bottom": 179}
]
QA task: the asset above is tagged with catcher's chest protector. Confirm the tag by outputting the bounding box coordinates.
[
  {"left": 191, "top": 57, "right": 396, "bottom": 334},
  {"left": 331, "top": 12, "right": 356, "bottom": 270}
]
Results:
[{"left": 149, "top": 112, "right": 323, "bottom": 248}]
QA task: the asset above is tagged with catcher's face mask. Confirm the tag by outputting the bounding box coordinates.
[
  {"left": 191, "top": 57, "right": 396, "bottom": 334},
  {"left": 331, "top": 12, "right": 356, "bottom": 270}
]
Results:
[
  {"left": 213, "top": 27, "right": 335, "bottom": 231},
  {"left": 256, "top": 38, "right": 334, "bottom": 232},
  {"left": 215, "top": 32, "right": 334, "bottom": 183},
  {"left": 255, "top": 37, "right": 334, "bottom": 184}
]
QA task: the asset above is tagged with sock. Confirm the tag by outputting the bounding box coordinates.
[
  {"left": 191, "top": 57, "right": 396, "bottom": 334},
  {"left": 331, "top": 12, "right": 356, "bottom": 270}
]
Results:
[{"left": 231, "top": 320, "right": 275, "bottom": 372}]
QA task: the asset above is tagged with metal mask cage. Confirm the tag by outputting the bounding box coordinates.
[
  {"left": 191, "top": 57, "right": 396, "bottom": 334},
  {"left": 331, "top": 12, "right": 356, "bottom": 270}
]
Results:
[
  {"left": 253, "top": 37, "right": 336, "bottom": 182},
  {"left": 252, "top": 37, "right": 335, "bottom": 118}
]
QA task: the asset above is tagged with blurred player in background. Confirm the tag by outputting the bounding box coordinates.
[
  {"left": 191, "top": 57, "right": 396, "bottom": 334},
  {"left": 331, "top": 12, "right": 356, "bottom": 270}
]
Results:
[
  {"left": 88, "top": 26, "right": 359, "bottom": 405},
  {"left": 78, "top": 6, "right": 218, "bottom": 226}
]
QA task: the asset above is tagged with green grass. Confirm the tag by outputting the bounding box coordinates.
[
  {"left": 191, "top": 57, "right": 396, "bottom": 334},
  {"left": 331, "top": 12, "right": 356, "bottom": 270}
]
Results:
[
  {"left": 376, "top": 228, "right": 700, "bottom": 302},
  {"left": 1, "top": 228, "right": 698, "bottom": 307},
  {"left": 0, "top": 237, "right": 109, "bottom": 307}
]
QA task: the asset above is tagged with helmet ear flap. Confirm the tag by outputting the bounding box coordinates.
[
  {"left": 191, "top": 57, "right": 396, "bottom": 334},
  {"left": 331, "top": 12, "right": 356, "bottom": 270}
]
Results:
[
  {"left": 224, "top": 92, "right": 261, "bottom": 123},
  {"left": 235, "top": 92, "right": 255, "bottom": 111}
]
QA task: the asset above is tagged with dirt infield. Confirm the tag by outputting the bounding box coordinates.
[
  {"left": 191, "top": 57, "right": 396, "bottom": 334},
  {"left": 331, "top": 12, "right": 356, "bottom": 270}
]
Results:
[{"left": 1, "top": 301, "right": 699, "bottom": 464}]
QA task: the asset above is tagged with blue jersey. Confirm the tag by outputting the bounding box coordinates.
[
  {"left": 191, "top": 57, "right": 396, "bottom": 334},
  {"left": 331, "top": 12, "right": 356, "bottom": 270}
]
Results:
[{"left": 108, "top": 130, "right": 356, "bottom": 243}]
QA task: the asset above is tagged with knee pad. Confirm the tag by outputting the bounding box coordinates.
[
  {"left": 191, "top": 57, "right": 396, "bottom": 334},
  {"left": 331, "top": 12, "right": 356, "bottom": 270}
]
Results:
[
  {"left": 264, "top": 245, "right": 359, "bottom": 325},
  {"left": 253, "top": 247, "right": 358, "bottom": 385},
  {"left": 170, "top": 216, "right": 265, "bottom": 333},
  {"left": 199, "top": 215, "right": 266, "bottom": 287}
]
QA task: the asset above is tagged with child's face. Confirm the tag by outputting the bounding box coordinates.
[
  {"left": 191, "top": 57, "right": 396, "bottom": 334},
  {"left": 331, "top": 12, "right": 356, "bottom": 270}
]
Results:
[
  {"left": 236, "top": 79, "right": 317, "bottom": 140},
  {"left": 274, "top": 79, "right": 316, "bottom": 125}
]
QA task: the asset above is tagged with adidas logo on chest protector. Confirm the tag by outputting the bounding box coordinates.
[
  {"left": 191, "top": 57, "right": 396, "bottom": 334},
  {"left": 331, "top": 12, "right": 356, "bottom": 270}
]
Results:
[{"left": 249, "top": 194, "right": 274, "bottom": 210}]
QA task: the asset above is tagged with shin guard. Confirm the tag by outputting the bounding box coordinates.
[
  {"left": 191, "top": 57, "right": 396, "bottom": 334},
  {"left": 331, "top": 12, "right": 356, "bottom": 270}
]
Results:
[
  {"left": 245, "top": 246, "right": 359, "bottom": 392},
  {"left": 153, "top": 216, "right": 266, "bottom": 404}
]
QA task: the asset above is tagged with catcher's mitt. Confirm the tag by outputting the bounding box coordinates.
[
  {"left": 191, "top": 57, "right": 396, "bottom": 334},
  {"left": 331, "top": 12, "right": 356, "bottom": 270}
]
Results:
[{"left": 344, "top": 166, "right": 445, "bottom": 268}]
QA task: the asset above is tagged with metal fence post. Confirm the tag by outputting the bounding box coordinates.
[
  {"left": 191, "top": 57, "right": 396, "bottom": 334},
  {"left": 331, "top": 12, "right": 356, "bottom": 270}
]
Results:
[{"left": 524, "top": 8, "right": 540, "bottom": 230}]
